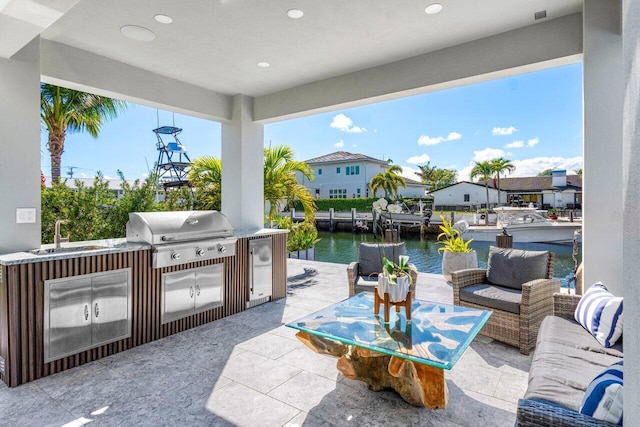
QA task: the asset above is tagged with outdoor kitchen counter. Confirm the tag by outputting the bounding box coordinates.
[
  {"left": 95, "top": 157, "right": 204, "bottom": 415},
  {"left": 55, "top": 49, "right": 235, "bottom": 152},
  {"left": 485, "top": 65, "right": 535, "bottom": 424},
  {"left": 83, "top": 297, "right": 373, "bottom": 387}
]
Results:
[
  {"left": 0, "top": 238, "right": 149, "bottom": 265},
  {"left": 0, "top": 229, "right": 288, "bottom": 387}
]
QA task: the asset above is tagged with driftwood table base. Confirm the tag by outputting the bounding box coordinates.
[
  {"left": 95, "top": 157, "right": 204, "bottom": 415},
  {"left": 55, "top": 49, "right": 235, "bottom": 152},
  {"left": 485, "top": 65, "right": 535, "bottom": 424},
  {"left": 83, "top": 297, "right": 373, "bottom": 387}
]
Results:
[{"left": 296, "top": 331, "right": 448, "bottom": 409}]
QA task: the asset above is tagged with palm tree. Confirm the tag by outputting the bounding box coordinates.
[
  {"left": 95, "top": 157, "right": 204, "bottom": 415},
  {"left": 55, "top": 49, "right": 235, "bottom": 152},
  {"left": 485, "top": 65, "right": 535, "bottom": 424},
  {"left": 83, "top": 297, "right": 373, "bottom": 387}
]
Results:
[
  {"left": 263, "top": 145, "right": 316, "bottom": 222},
  {"left": 188, "top": 156, "right": 222, "bottom": 210},
  {"left": 370, "top": 164, "right": 407, "bottom": 199},
  {"left": 490, "top": 157, "right": 515, "bottom": 206},
  {"left": 40, "top": 84, "right": 128, "bottom": 182},
  {"left": 415, "top": 162, "right": 437, "bottom": 184},
  {"left": 470, "top": 161, "right": 494, "bottom": 210},
  {"left": 574, "top": 168, "right": 583, "bottom": 175}
]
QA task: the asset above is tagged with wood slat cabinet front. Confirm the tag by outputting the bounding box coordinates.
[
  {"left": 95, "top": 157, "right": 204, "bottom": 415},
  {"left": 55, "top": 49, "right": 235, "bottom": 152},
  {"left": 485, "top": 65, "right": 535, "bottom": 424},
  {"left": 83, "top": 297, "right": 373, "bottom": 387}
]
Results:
[{"left": 0, "top": 232, "right": 288, "bottom": 387}]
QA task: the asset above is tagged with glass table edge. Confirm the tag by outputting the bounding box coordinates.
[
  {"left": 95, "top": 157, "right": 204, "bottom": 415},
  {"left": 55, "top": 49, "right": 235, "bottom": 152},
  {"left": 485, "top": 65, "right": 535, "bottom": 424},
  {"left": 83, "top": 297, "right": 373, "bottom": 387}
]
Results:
[{"left": 286, "top": 307, "right": 493, "bottom": 371}]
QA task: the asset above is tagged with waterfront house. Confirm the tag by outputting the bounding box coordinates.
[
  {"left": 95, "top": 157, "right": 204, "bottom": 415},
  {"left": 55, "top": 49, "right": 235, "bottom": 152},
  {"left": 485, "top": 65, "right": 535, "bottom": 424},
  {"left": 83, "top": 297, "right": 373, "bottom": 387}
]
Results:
[
  {"left": 297, "top": 151, "right": 428, "bottom": 199},
  {"left": 430, "top": 181, "right": 507, "bottom": 210},
  {"left": 1, "top": 1, "right": 638, "bottom": 420},
  {"left": 430, "top": 171, "right": 582, "bottom": 210}
]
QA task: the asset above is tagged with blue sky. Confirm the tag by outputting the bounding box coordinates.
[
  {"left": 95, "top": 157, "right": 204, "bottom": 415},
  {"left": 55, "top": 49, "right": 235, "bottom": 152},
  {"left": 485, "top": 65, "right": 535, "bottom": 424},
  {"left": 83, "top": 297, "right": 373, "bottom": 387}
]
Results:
[{"left": 42, "top": 63, "right": 583, "bottom": 182}]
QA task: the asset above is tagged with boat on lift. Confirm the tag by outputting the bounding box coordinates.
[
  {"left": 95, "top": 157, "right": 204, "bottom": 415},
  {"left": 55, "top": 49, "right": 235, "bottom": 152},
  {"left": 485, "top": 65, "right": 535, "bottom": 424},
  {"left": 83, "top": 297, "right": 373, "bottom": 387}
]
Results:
[{"left": 453, "top": 207, "right": 582, "bottom": 244}]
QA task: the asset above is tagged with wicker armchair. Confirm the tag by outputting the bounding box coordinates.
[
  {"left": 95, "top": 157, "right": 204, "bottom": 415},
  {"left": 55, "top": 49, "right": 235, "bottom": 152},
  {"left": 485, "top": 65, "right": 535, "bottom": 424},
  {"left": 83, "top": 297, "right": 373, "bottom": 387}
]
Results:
[
  {"left": 347, "top": 242, "right": 418, "bottom": 297},
  {"left": 451, "top": 248, "right": 560, "bottom": 355}
]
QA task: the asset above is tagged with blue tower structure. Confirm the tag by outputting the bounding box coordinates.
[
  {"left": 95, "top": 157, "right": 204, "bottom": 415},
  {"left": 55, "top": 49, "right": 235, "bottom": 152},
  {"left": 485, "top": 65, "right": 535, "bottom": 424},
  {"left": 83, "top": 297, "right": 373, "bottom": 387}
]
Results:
[{"left": 153, "top": 126, "right": 192, "bottom": 189}]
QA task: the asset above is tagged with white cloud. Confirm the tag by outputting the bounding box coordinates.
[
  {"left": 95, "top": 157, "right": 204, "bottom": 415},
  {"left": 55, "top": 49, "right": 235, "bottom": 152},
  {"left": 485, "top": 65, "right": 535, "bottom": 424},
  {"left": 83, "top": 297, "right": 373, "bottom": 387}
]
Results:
[
  {"left": 510, "top": 156, "right": 583, "bottom": 177},
  {"left": 457, "top": 152, "right": 583, "bottom": 182},
  {"left": 472, "top": 147, "right": 506, "bottom": 162},
  {"left": 492, "top": 126, "right": 517, "bottom": 136},
  {"left": 528, "top": 137, "right": 540, "bottom": 147},
  {"left": 330, "top": 113, "right": 366, "bottom": 133},
  {"left": 455, "top": 148, "right": 507, "bottom": 181},
  {"left": 418, "top": 135, "right": 445, "bottom": 146},
  {"left": 417, "top": 131, "right": 462, "bottom": 146},
  {"left": 334, "top": 140, "right": 344, "bottom": 148},
  {"left": 400, "top": 166, "right": 420, "bottom": 180},
  {"left": 406, "top": 154, "right": 431, "bottom": 165},
  {"left": 506, "top": 140, "right": 524, "bottom": 149}
]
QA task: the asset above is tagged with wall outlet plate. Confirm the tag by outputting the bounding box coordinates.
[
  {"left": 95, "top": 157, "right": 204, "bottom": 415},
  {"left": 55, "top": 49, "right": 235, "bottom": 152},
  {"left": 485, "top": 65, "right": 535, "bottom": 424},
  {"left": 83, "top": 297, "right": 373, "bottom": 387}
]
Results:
[{"left": 16, "top": 208, "right": 36, "bottom": 224}]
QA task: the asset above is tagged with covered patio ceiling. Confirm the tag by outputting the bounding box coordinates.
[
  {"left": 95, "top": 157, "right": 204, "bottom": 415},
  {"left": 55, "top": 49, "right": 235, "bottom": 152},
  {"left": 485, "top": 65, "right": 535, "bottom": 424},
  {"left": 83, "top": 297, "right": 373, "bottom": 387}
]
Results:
[{"left": 2, "top": 0, "right": 583, "bottom": 121}]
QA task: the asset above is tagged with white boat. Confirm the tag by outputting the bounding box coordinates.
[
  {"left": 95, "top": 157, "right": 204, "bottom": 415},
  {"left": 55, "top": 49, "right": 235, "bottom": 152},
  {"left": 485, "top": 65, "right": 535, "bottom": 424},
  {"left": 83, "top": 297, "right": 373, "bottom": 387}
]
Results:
[{"left": 453, "top": 207, "right": 582, "bottom": 244}]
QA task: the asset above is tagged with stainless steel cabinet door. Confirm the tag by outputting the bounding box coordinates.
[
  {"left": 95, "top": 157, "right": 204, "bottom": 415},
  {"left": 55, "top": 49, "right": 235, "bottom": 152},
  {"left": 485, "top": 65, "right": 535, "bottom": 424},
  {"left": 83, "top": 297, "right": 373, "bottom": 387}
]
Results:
[
  {"left": 194, "top": 265, "right": 223, "bottom": 312},
  {"left": 162, "top": 270, "right": 196, "bottom": 324},
  {"left": 92, "top": 270, "right": 131, "bottom": 345},
  {"left": 45, "top": 277, "right": 92, "bottom": 362},
  {"left": 249, "top": 237, "right": 272, "bottom": 300}
]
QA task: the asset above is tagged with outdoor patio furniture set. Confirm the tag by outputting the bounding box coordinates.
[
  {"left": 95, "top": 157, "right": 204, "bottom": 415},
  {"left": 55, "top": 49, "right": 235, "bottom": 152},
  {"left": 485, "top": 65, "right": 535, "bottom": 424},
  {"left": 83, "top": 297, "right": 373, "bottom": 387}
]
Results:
[{"left": 336, "top": 243, "right": 623, "bottom": 426}]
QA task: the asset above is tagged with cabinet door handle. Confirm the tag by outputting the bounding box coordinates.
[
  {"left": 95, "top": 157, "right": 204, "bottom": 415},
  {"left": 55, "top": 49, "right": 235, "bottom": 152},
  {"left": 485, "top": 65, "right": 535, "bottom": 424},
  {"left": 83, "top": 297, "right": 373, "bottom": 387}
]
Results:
[
  {"left": 196, "top": 284, "right": 201, "bottom": 296},
  {"left": 84, "top": 304, "right": 89, "bottom": 321},
  {"left": 94, "top": 303, "right": 99, "bottom": 318},
  {"left": 190, "top": 286, "right": 194, "bottom": 298},
  {"left": 250, "top": 248, "right": 254, "bottom": 293}
]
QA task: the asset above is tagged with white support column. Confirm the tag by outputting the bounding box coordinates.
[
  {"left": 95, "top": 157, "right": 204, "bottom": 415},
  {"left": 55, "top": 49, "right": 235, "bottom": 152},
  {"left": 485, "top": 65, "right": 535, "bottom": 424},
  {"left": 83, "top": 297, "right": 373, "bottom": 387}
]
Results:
[
  {"left": 0, "top": 38, "right": 41, "bottom": 252},
  {"left": 582, "top": 0, "right": 623, "bottom": 294},
  {"left": 221, "top": 95, "right": 264, "bottom": 229},
  {"left": 622, "top": 0, "right": 640, "bottom": 420}
]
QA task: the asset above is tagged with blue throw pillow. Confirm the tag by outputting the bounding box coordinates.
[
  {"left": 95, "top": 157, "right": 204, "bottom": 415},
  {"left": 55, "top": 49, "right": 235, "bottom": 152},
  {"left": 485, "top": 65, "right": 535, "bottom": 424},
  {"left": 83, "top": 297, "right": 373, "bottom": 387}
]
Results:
[
  {"left": 575, "top": 282, "right": 623, "bottom": 348},
  {"left": 580, "top": 360, "right": 623, "bottom": 425}
]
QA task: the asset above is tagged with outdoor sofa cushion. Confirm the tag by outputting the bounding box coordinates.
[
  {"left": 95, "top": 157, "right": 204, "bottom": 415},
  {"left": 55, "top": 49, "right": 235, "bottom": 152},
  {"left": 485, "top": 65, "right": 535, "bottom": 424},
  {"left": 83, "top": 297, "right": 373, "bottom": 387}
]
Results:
[
  {"left": 358, "top": 242, "right": 406, "bottom": 277},
  {"left": 458, "top": 284, "right": 521, "bottom": 314},
  {"left": 524, "top": 316, "right": 623, "bottom": 412},
  {"left": 575, "top": 283, "right": 624, "bottom": 348},
  {"left": 579, "top": 361, "right": 623, "bottom": 425},
  {"left": 486, "top": 246, "right": 550, "bottom": 290},
  {"left": 538, "top": 313, "right": 623, "bottom": 358}
]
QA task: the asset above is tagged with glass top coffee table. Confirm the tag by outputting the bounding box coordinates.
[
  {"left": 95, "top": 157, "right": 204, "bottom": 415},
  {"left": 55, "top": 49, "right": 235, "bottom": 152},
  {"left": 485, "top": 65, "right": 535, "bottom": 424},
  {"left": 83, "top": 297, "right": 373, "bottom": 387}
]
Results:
[{"left": 286, "top": 292, "right": 491, "bottom": 408}]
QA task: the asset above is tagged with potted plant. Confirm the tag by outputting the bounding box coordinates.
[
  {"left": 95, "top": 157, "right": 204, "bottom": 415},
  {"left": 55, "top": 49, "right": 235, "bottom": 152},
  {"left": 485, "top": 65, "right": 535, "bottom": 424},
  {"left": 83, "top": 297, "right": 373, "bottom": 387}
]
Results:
[
  {"left": 275, "top": 217, "right": 320, "bottom": 260},
  {"left": 378, "top": 255, "right": 417, "bottom": 302},
  {"left": 547, "top": 208, "right": 559, "bottom": 220},
  {"left": 436, "top": 215, "right": 478, "bottom": 282}
]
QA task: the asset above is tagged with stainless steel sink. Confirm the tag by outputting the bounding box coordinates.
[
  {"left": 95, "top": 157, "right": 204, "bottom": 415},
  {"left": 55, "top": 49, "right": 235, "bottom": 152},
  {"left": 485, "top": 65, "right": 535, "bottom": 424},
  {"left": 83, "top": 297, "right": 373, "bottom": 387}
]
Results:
[{"left": 30, "top": 245, "right": 109, "bottom": 255}]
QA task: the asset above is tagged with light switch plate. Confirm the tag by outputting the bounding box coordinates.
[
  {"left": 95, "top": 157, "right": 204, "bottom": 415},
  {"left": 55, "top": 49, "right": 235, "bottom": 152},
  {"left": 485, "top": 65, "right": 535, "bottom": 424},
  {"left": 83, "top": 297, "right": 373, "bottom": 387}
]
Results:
[{"left": 16, "top": 208, "right": 36, "bottom": 224}]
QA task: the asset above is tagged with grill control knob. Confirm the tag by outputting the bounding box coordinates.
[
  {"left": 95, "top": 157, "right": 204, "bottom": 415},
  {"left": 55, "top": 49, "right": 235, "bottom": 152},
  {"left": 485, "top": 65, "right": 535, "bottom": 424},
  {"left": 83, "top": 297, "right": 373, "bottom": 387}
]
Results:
[
  {"left": 218, "top": 245, "right": 227, "bottom": 254},
  {"left": 196, "top": 248, "right": 206, "bottom": 257},
  {"left": 171, "top": 252, "right": 181, "bottom": 260}
]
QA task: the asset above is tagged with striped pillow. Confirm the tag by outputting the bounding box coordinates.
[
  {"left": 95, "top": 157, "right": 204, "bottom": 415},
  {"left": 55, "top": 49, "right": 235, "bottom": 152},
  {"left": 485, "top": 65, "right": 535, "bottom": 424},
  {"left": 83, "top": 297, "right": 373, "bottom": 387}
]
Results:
[
  {"left": 575, "top": 282, "right": 623, "bottom": 348},
  {"left": 580, "top": 361, "right": 623, "bottom": 425}
]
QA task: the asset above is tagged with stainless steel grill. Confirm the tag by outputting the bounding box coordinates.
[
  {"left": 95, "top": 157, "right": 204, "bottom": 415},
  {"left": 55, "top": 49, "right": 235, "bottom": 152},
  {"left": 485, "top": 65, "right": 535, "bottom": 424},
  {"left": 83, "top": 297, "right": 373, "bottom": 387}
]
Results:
[{"left": 126, "top": 211, "right": 237, "bottom": 268}]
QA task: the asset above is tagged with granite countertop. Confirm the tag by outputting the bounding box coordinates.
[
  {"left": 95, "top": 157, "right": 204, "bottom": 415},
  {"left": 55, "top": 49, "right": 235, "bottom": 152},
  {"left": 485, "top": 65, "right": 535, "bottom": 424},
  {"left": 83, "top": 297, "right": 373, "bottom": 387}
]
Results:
[
  {"left": 0, "top": 239, "right": 150, "bottom": 265},
  {"left": 0, "top": 229, "right": 288, "bottom": 265}
]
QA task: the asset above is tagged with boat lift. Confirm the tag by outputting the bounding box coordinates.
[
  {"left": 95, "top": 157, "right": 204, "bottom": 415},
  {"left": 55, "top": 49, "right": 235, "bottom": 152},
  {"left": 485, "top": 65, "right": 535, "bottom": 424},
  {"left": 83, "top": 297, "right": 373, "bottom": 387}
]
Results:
[{"left": 153, "top": 126, "right": 191, "bottom": 190}]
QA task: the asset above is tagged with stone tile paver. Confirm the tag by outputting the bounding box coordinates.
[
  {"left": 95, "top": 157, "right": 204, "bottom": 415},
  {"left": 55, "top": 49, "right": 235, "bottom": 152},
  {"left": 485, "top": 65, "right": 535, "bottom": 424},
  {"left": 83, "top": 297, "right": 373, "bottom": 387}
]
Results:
[{"left": 0, "top": 259, "right": 530, "bottom": 426}]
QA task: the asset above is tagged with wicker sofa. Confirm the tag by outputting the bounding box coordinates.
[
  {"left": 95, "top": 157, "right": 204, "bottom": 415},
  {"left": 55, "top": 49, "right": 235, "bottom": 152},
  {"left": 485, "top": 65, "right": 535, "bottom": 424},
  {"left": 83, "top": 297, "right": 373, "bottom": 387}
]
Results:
[{"left": 516, "top": 292, "right": 623, "bottom": 427}]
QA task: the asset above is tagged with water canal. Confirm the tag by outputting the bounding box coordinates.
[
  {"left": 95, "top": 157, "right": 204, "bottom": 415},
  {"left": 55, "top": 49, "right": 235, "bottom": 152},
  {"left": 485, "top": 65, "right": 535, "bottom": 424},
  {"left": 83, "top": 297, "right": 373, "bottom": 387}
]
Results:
[{"left": 313, "top": 231, "right": 581, "bottom": 287}]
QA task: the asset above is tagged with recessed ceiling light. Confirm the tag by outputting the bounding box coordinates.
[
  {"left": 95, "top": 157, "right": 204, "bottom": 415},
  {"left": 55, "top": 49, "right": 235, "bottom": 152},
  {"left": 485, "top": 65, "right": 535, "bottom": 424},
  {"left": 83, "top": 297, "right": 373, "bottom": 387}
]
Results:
[
  {"left": 287, "top": 9, "right": 304, "bottom": 19},
  {"left": 257, "top": 61, "right": 271, "bottom": 68},
  {"left": 120, "top": 25, "right": 156, "bottom": 41},
  {"left": 425, "top": 3, "right": 443, "bottom": 14},
  {"left": 155, "top": 14, "right": 173, "bottom": 24}
]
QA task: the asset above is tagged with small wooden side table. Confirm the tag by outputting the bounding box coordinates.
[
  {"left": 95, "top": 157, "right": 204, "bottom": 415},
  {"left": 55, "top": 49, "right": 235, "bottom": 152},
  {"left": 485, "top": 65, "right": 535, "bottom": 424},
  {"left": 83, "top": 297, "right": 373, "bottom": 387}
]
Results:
[{"left": 374, "top": 286, "right": 412, "bottom": 323}]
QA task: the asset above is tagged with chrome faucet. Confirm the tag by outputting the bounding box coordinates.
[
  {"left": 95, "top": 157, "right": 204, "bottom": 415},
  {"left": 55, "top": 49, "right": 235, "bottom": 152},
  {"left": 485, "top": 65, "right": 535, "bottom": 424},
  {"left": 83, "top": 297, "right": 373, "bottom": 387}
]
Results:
[{"left": 54, "top": 220, "right": 70, "bottom": 249}]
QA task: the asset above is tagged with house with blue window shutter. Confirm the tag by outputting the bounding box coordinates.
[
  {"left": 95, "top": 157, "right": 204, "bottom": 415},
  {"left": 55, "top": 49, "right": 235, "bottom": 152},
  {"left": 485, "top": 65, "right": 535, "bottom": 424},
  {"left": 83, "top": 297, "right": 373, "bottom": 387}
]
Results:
[{"left": 297, "top": 151, "right": 428, "bottom": 199}]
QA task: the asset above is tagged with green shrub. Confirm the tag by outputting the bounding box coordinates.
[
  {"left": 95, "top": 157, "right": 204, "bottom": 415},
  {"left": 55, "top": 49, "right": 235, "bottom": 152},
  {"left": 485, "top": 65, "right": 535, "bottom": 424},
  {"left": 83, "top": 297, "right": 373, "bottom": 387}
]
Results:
[
  {"left": 289, "top": 197, "right": 379, "bottom": 212},
  {"left": 273, "top": 217, "right": 320, "bottom": 252}
]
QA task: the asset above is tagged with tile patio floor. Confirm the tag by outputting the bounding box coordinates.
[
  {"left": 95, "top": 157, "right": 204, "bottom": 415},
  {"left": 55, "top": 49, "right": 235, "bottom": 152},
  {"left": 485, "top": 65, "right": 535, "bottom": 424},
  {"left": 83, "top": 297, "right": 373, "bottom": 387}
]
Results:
[{"left": 0, "top": 259, "right": 531, "bottom": 426}]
